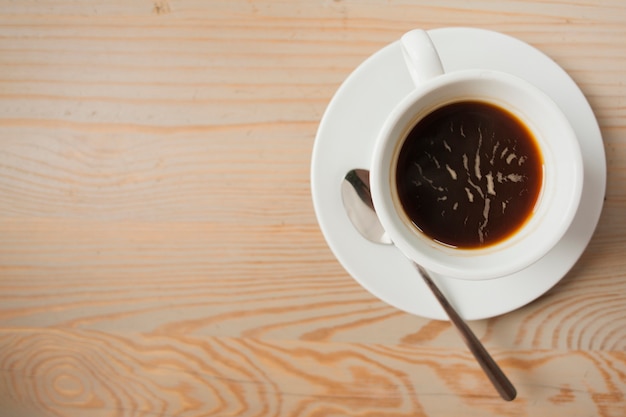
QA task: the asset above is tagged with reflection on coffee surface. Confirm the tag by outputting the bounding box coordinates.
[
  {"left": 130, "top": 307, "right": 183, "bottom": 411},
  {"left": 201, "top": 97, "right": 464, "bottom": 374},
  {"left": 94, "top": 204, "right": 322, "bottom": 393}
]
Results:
[{"left": 396, "top": 100, "right": 543, "bottom": 248}]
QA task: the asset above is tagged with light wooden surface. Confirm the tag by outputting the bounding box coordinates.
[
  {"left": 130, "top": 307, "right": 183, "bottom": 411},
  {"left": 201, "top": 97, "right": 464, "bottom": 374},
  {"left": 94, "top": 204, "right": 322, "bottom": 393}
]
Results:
[{"left": 1, "top": 0, "right": 625, "bottom": 416}]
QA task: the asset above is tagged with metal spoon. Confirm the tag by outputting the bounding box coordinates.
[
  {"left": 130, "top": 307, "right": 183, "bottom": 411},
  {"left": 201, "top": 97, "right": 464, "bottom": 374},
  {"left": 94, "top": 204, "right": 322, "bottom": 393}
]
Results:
[{"left": 342, "top": 168, "right": 517, "bottom": 401}]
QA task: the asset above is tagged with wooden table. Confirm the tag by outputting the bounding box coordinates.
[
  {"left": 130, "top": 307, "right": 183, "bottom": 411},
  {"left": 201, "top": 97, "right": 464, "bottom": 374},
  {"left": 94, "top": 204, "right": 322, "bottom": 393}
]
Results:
[{"left": 1, "top": 1, "right": 624, "bottom": 416}]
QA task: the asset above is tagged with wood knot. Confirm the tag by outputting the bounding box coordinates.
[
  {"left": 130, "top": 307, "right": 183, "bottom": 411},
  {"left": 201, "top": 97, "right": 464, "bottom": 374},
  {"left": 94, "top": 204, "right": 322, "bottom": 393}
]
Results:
[{"left": 153, "top": 0, "right": 171, "bottom": 15}]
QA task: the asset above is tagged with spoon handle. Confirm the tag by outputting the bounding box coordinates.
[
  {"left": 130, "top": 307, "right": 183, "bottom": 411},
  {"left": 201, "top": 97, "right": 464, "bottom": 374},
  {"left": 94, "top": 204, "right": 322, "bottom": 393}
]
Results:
[{"left": 413, "top": 262, "right": 517, "bottom": 401}]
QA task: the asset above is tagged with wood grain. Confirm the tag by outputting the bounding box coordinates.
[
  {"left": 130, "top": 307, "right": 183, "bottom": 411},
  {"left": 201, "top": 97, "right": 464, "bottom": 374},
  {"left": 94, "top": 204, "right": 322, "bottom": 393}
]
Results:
[
  {"left": 2, "top": 329, "right": 625, "bottom": 417},
  {"left": 1, "top": 0, "right": 625, "bottom": 416}
]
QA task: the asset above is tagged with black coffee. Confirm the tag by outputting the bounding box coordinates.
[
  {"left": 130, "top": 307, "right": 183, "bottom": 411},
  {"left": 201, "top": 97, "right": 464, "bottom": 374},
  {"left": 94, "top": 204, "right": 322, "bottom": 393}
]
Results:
[{"left": 395, "top": 100, "right": 543, "bottom": 249}]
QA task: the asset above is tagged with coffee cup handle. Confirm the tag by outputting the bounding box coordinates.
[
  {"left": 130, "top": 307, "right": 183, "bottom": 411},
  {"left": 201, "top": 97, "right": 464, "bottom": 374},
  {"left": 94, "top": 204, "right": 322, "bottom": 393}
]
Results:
[{"left": 401, "top": 29, "right": 445, "bottom": 85}]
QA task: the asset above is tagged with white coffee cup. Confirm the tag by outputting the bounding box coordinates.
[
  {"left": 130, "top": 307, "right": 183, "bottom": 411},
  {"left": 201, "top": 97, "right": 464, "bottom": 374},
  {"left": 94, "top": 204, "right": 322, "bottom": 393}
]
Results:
[{"left": 370, "top": 29, "right": 583, "bottom": 280}]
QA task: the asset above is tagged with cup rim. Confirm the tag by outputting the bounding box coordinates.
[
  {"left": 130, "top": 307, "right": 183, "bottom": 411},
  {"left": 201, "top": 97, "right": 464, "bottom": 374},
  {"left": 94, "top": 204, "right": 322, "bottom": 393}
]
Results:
[{"left": 370, "top": 69, "right": 583, "bottom": 280}]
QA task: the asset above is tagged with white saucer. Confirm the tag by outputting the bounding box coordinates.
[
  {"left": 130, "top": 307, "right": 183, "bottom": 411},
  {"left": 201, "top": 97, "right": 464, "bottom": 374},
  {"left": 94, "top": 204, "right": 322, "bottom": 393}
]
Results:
[{"left": 311, "top": 27, "right": 606, "bottom": 320}]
